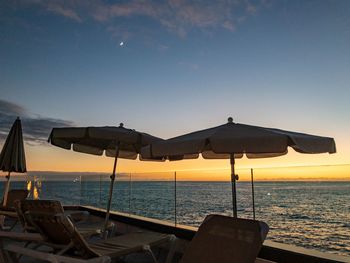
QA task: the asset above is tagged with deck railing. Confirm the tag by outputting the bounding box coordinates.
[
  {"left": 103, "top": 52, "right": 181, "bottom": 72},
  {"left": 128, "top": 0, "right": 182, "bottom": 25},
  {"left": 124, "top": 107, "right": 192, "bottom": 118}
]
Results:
[{"left": 0, "top": 164, "right": 349, "bottom": 257}]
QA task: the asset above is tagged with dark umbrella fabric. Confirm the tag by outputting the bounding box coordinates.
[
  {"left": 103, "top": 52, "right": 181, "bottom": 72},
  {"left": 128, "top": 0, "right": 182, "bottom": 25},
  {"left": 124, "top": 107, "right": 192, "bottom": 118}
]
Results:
[
  {"left": 49, "top": 124, "right": 163, "bottom": 238},
  {"left": 141, "top": 117, "right": 336, "bottom": 217},
  {"left": 0, "top": 117, "right": 26, "bottom": 205}
]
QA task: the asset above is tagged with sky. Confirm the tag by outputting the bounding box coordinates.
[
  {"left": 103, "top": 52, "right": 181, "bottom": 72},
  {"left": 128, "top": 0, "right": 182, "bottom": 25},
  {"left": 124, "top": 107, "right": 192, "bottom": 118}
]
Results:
[{"left": 0, "top": 0, "right": 350, "bottom": 180}]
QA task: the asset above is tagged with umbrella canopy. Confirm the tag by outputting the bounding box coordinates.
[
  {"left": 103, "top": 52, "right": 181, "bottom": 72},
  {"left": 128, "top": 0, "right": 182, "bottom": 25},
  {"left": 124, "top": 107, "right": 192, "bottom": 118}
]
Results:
[
  {"left": 49, "top": 124, "right": 162, "bottom": 160},
  {"left": 0, "top": 117, "right": 26, "bottom": 173},
  {"left": 141, "top": 117, "right": 336, "bottom": 217},
  {"left": 48, "top": 123, "right": 163, "bottom": 238},
  {"left": 0, "top": 117, "right": 26, "bottom": 208},
  {"left": 142, "top": 117, "right": 336, "bottom": 160}
]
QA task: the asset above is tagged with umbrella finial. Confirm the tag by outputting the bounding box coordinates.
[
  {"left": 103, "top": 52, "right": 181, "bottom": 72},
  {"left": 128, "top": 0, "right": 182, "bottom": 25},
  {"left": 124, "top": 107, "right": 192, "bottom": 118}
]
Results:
[
  {"left": 119, "top": 123, "right": 124, "bottom": 128},
  {"left": 227, "top": 117, "right": 233, "bottom": 123}
]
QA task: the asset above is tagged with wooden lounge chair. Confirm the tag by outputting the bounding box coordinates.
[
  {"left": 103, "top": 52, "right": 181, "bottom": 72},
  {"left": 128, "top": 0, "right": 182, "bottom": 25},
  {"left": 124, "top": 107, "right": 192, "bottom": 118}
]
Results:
[
  {"left": 0, "top": 200, "right": 109, "bottom": 260},
  {"left": 0, "top": 189, "right": 29, "bottom": 230},
  {"left": 2, "top": 211, "right": 175, "bottom": 262},
  {"left": 15, "top": 200, "right": 115, "bottom": 237},
  {"left": 179, "top": 214, "right": 269, "bottom": 263},
  {"left": 1, "top": 214, "right": 267, "bottom": 263},
  {"left": 0, "top": 189, "right": 29, "bottom": 215}
]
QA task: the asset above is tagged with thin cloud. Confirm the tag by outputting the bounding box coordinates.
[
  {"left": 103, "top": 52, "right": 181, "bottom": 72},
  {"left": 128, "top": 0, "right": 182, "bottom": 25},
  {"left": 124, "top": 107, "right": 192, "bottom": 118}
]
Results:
[
  {"left": 222, "top": 21, "right": 236, "bottom": 32},
  {"left": 246, "top": 3, "right": 258, "bottom": 14},
  {"left": 0, "top": 100, "right": 26, "bottom": 116},
  {"left": 0, "top": 99, "right": 74, "bottom": 145},
  {"left": 14, "top": 0, "right": 267, "bottom": 38},
  {"left": 178, "top": 61, "right": 199, "bottom": 70},
  {"left": 19, "top": 0, "right": 83, "bottom": 22},
  {"left": 106, "top": 25, "right": 132, "bottom": 41},
  {"left": 46, "top": 3, "right": 82, "bottom": 23},
  {"left": 158, "top": 44, "right": 169, "bottom": 52}
]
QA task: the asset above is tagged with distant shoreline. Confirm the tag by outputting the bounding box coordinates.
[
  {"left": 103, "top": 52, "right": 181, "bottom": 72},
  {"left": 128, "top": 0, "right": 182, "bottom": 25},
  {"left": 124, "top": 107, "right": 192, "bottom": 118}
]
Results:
[{"left": 1, "top": 179, "right": 350, "bottom": 182}]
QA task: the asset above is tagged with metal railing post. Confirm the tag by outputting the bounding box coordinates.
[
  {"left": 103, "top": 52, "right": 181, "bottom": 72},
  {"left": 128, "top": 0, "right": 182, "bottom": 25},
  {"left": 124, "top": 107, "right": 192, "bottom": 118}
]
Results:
[
  {"left": 129, "top": 173, "right": 132, "bottom": 215},
  {"left": 99, "top": 174, "right": 102, "bottom": 207},
  {"left": 175, "top": 171, "right": 177, "bottom": 227},
  {"left": 251, "top": 168, "right": 256, "bottom": 220},
  {"left": 79, "top": 175, "right": 82, "bottom": 206}
]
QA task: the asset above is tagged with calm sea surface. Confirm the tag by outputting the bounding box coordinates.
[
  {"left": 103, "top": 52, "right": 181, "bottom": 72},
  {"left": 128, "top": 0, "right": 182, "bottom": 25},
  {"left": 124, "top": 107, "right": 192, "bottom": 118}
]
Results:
[{"left": 1, "top": 180, "right": 349, "bottom": 256}]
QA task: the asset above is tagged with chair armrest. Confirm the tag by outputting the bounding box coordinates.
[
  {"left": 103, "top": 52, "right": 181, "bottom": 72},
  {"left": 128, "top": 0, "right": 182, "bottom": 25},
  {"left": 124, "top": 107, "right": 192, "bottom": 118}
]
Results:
[
  {"left": 0, "top": 210, "right": 17, "bottom": 218},
  {"left": 0, "top": 230, "right": 43, "bottom": 242},
  {"left": 0, "top": 206, "right": 15, "bottom": 212}
]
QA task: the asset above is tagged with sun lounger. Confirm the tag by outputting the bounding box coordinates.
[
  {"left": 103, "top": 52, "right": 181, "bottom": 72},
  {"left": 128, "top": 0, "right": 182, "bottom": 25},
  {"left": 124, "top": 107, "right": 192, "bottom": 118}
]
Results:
[
  {"left": 0, "top": 189, "right": 29, "bottom": 216},
  {"left": 1, "top": 213, "right": 268, "bottom": 263},
  {"left": 0, "top": 200, "right": 116, "bottom": 261},
  {"left": 179, "top": 214, "right": 269, "bottom": 263},
  {"left": 0, "top": 199, "right": 82, "bottom": 261},
  {"left": 0, "top": 189, "right": 29, "bottom": 230},
  {"left": 16, "top": 200, "right": 114, "bottom": 237},
  {"left": 0, "top": 230, "right": 44, "bottom": 263},
  {"left": 3, "top": 211, "right": 175, "bottom": 262}
]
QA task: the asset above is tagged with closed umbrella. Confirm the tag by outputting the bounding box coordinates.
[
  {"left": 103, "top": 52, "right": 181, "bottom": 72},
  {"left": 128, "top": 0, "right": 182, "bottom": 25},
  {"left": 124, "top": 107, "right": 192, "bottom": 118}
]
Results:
[
  {"left": 0, "top": 117, "right": 27, "bottom": 207},
  {"left": 48, "top": 123, "right": 163, "bottom": 238},
  {"left": 141, "top": 117, "right": 336, "bottom": 218}
]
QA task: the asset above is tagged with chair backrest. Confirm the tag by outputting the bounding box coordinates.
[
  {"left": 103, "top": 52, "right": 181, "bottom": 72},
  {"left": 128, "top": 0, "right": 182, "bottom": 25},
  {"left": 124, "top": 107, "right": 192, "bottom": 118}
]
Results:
[
  {"left": 180, "top": 215, "right": 269, "bottom": 263},
  {"left": 25, "top": 211, "right": 99, "bottom": 259},
  {"left": 15, "top": 200, "right": 65, "bottom": 233},
  {"left": 2, "top": 189, "right": 29, "bottom": 208}
]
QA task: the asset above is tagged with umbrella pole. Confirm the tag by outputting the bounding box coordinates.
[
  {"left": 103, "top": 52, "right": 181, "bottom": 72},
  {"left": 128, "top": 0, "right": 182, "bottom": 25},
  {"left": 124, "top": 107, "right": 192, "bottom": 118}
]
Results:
[
  {"left": 0, "top": 172, "right": 11, "bottom": 227},
  {"left": 230, "top": 154, "right": 238, "bottom": 218},
  {"left": 103, "top": 153, "right": 118, "bottom": 239},
  {"left": 2, "top": 171, "right": 11, "bottom": 206},
  {"left": 251, "top": 168, "right": 256, "bottom": 220}
]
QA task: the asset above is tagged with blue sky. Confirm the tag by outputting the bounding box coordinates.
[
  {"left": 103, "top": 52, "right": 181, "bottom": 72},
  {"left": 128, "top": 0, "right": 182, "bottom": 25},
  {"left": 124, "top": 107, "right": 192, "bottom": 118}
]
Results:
[{"left": 1, "top": 0, "right": 350, "bottom": 172}]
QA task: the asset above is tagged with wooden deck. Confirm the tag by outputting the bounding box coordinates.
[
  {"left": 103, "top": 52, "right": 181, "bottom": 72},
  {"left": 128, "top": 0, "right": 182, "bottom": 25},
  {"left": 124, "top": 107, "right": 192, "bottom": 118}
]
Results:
[
  {"left": 1, "top": 213, "right": 177, "bottom": 262},
  {"left": 1, "top": 205, "right": 349, "bottom": 263}
]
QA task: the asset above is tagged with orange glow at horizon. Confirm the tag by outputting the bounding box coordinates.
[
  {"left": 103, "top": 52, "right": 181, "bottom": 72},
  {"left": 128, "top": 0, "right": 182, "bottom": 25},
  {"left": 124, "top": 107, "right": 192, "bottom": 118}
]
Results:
[{"left": 0, "top": 143, "right": 346, "bottom": 181}]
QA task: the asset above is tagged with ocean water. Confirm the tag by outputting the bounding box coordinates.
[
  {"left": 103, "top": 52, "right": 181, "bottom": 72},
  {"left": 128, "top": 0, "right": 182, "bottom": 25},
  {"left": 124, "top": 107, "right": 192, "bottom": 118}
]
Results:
[{"left": 1, "top": 180, "right": 349, "bottom": 257}]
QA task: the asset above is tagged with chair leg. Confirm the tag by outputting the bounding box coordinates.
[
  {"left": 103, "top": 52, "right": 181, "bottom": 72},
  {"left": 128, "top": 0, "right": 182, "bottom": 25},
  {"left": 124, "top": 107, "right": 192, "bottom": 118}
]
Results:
[
  {"left": 165, "top": 235, "right": 177, "bottom": 263},
  {"left": 0, "top": 215, "right": 5, "bottom": 229},
  {"left": 109, "top": 223, "right": 116, "bottom": 237},
  {"left": 143, "top": 245, "right": 158, "bottom": 263},
  {"left": 0, "top": 248, "right": 8, "bottom": 262},
  {"left": 56, "top": 241, "right": 74, "bottom": 255},
  {"left": 17, "top": 242, "right": 43, "bottom": 260},
  {"left": 3, "top": 250, "right": 19, "bottom": 263},
  {"left": 0, "top": 238, "right": 12, "bottom": 263},
  {"left": 8, "top": 219, "right": 18, "bottom": 231}
]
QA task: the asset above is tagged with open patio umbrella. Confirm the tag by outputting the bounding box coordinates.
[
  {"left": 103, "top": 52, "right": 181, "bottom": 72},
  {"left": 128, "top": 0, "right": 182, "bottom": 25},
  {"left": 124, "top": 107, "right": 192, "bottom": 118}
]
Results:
[
  {"left": 0, "top": 117, "right": 27, "bottom": 207},
  {"left": 48, "top": 123, "right": 163, "bottom": 238},
  {"left": 141, "top": 117, "right": 336, "bottom": 218}
]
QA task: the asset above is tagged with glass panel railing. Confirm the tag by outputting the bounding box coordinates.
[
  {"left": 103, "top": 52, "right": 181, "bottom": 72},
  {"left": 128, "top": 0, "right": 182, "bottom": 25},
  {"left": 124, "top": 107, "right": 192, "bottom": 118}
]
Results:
[
  {"left": 0, "top": 173, "right": 28, "bottom": 200},
  {"left": 80, "top": 174, "right": 102, "bottom": 208},
  {"left": 35, "top": 175, "right": 82, "bottom": 205},
  {"left": 126, "top": 172, "right": 175, "bottom": 223},
  {"left": 0, "top": 164, "right": 349, "bottom": 257},
  {"left": 112, "top": 173, "right": 132, "bottom": 214},
  {"left": 175, "top": 168, "right": 257, "bottom": 226},
  {"left": 79, "top": 172, "right": 176, "bottom": 224},
  {"left": 251, "top": 165, "right": 350, "bottom": 256},
  {"left": 176, "top": 170, "right": 231, "bottom": 226}
]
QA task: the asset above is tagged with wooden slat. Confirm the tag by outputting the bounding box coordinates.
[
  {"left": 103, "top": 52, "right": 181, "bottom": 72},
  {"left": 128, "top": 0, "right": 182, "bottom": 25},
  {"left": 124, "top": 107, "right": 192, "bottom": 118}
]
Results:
[
  {"left": 4, "top": 244, "right": 111, "bottom": 263},
  {"left": 0, "top": 231, "right": 43, "bottom": 242}
]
